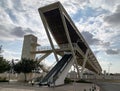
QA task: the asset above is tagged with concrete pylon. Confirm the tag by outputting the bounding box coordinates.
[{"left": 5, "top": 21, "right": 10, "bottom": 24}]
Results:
[
  {"left": 19, "top": 34, "right": 38, "bottom": 81},
  {"left": 21, "top": 34, "right": 37, "bottom": 60}
]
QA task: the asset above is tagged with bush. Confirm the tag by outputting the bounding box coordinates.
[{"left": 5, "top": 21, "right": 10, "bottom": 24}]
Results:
[
  {"left": 76, "top": 79, "right": 92, "bottom": 83},
  {"left": 64, "top": 78, "right": 73, "bottom": 84},
  {"left": 13, "top": 58, "right": 39, "bottom": 82},
  {"left": 0, "top": 57, "right": 10, "bottom": 73},
  {"left": 0, "top": 77, "right": 9, "bottom": 82}
]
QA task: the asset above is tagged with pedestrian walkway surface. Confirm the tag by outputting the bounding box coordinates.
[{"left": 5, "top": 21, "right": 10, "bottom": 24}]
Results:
[{"left": 0, "top": 82, "right": 100, "bottom": 91}]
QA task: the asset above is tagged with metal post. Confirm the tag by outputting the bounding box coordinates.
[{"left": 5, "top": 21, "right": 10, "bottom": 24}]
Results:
[{"left": 108, "top": 63, "right": 112, "bottom": 75}]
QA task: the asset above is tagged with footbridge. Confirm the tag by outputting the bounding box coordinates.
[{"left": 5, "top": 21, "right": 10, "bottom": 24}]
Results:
[{"left": 26, "top": 2, "right": 102, "bottom": 86}]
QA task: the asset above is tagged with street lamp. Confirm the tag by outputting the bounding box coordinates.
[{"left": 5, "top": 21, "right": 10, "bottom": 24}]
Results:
[{"left": 108, "top": 63, "right": 112, "bottom": 75}]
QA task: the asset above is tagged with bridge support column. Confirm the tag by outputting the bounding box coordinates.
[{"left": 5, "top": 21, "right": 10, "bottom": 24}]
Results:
[
  {"left": 59, "top": 6, "right": 80, "bottom": 79},
  {"left": 39, "top": 11, "right": 59, "bottom": 62},
  {"left": 80, "top": 49, "right": 89, "bottom": 79},
  {"left": 37, "top": 52, "right": 51, "bottom": 63}
]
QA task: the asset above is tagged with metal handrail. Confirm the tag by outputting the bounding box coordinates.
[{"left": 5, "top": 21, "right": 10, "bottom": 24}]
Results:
[{"left": 36, "top": 43, "right": 79, "bottom": 51}]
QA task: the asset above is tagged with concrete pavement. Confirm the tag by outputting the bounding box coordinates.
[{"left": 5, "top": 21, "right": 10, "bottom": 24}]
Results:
[
  {"left": 97, "top": 82, "right": 120, "bottom": 91},
  {"left": 0, "top": 82, "right": 100, "bottom": 91}
]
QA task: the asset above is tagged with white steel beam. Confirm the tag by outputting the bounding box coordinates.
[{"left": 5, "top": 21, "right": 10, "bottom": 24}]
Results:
[{"left": 80, "top": 49, "right": 89, "bottom": 79}]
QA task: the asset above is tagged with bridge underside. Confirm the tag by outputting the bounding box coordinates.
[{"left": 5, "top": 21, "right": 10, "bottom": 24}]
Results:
[{"left": 37, "top": 2, "right": 102, "bottom": 74}]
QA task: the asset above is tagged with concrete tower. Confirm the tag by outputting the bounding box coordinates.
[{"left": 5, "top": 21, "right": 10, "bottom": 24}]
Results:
[{"left": 21, "top": 34, "right": 37, "bottom": 60}]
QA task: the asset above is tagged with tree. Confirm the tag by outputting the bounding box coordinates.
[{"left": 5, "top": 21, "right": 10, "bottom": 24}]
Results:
[
  {"left": 0, "top": 57, "right": 10, "bottom": 73},
  {"left": 13, "top": 58, "right": 39, "bottom": 82}
]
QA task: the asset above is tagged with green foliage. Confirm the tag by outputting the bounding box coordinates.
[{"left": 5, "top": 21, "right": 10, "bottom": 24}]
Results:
[
  {"left": 0, "top": 57, "right": 10, "bottom": 73},
  {"left": 64, "top": 77, "right": 73, "bottom": 84},
  {"left": 0, "top": 77, "right": 9, "bottom": 82},
  {"left": 76, "top": 79, "right": 92, "bottom": 83},
  {"left": 13, "top": 61, "right": 21, "bottom": 73},
  {"left": 14, "top": 58, "right": 38, "bottom": 73},
  {"left": 13, "top": 58, "right": 39, "bottom": 81}
]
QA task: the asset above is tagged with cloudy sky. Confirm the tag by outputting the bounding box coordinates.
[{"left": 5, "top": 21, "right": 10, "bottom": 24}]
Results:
[{"left": 0, "top": 0, "right": 120, "bottom": 73}]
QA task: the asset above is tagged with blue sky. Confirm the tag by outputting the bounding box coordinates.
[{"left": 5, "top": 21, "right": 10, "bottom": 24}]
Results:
[{"left": 0, "top": 0, "right": 120, "bottom": 73}]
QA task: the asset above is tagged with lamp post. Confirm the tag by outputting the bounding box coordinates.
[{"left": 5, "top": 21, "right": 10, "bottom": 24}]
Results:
[{"left": 108, "top": 63, "right": 112, "bottom": 75}]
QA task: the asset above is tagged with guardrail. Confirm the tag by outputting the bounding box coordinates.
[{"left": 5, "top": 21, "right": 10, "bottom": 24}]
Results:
[{"left": 36, "top": 43, "right": 78, "bottom": 51}]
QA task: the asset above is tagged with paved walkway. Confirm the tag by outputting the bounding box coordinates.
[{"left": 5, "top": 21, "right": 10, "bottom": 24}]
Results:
[
  {"left": 97, "top": 82, "right": 120, "bottom": 91},
  {"left": 0, "top": 82, "right": 100, "bottom": 91}
]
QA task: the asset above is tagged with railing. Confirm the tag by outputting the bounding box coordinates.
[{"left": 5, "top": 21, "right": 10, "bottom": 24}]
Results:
[
  {"left": 37, "top": 44, "right": 73, "bottom": 51},
  {"left": 37, "top": 45, "right": 59, "bottom": 51},
  {"left": 36, "top": 43, "right": 81, "bottom": 51}
]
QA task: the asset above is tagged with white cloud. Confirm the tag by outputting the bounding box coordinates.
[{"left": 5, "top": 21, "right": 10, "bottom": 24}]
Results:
[
  {"left": 62, "top": 0, "right": 88, "bottom": 14},
  {"left": 3, "top": 49, "right": 21, "bottom": 60},
  {"left": 74, "top": 5, "right": 120, "bottom": 58},
  {"left": 0, "top": 0, "right": 46, "bottom": 42},
  {"left": 89, "top": 0, "right": 120, "bottom": 12},
  {"left": 105, "top": 49, "right": 120, "bottom": 55},
  {"left": 104, "top": 4, "right": 120, "bottom": 27},
  {"left": 0, "top": 0, "right": 120, "bottom": 73}
]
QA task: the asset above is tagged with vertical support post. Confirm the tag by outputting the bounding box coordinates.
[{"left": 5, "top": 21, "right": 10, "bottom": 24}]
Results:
[
  {"left": 80, "top": 49, "right": 89, "bottom": 79},
  {"left": 59, "top": 6, "right": 80, "bottom": 79},
  {"left": 39, "top": 10, "right": 59, "bottom": 62}
]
